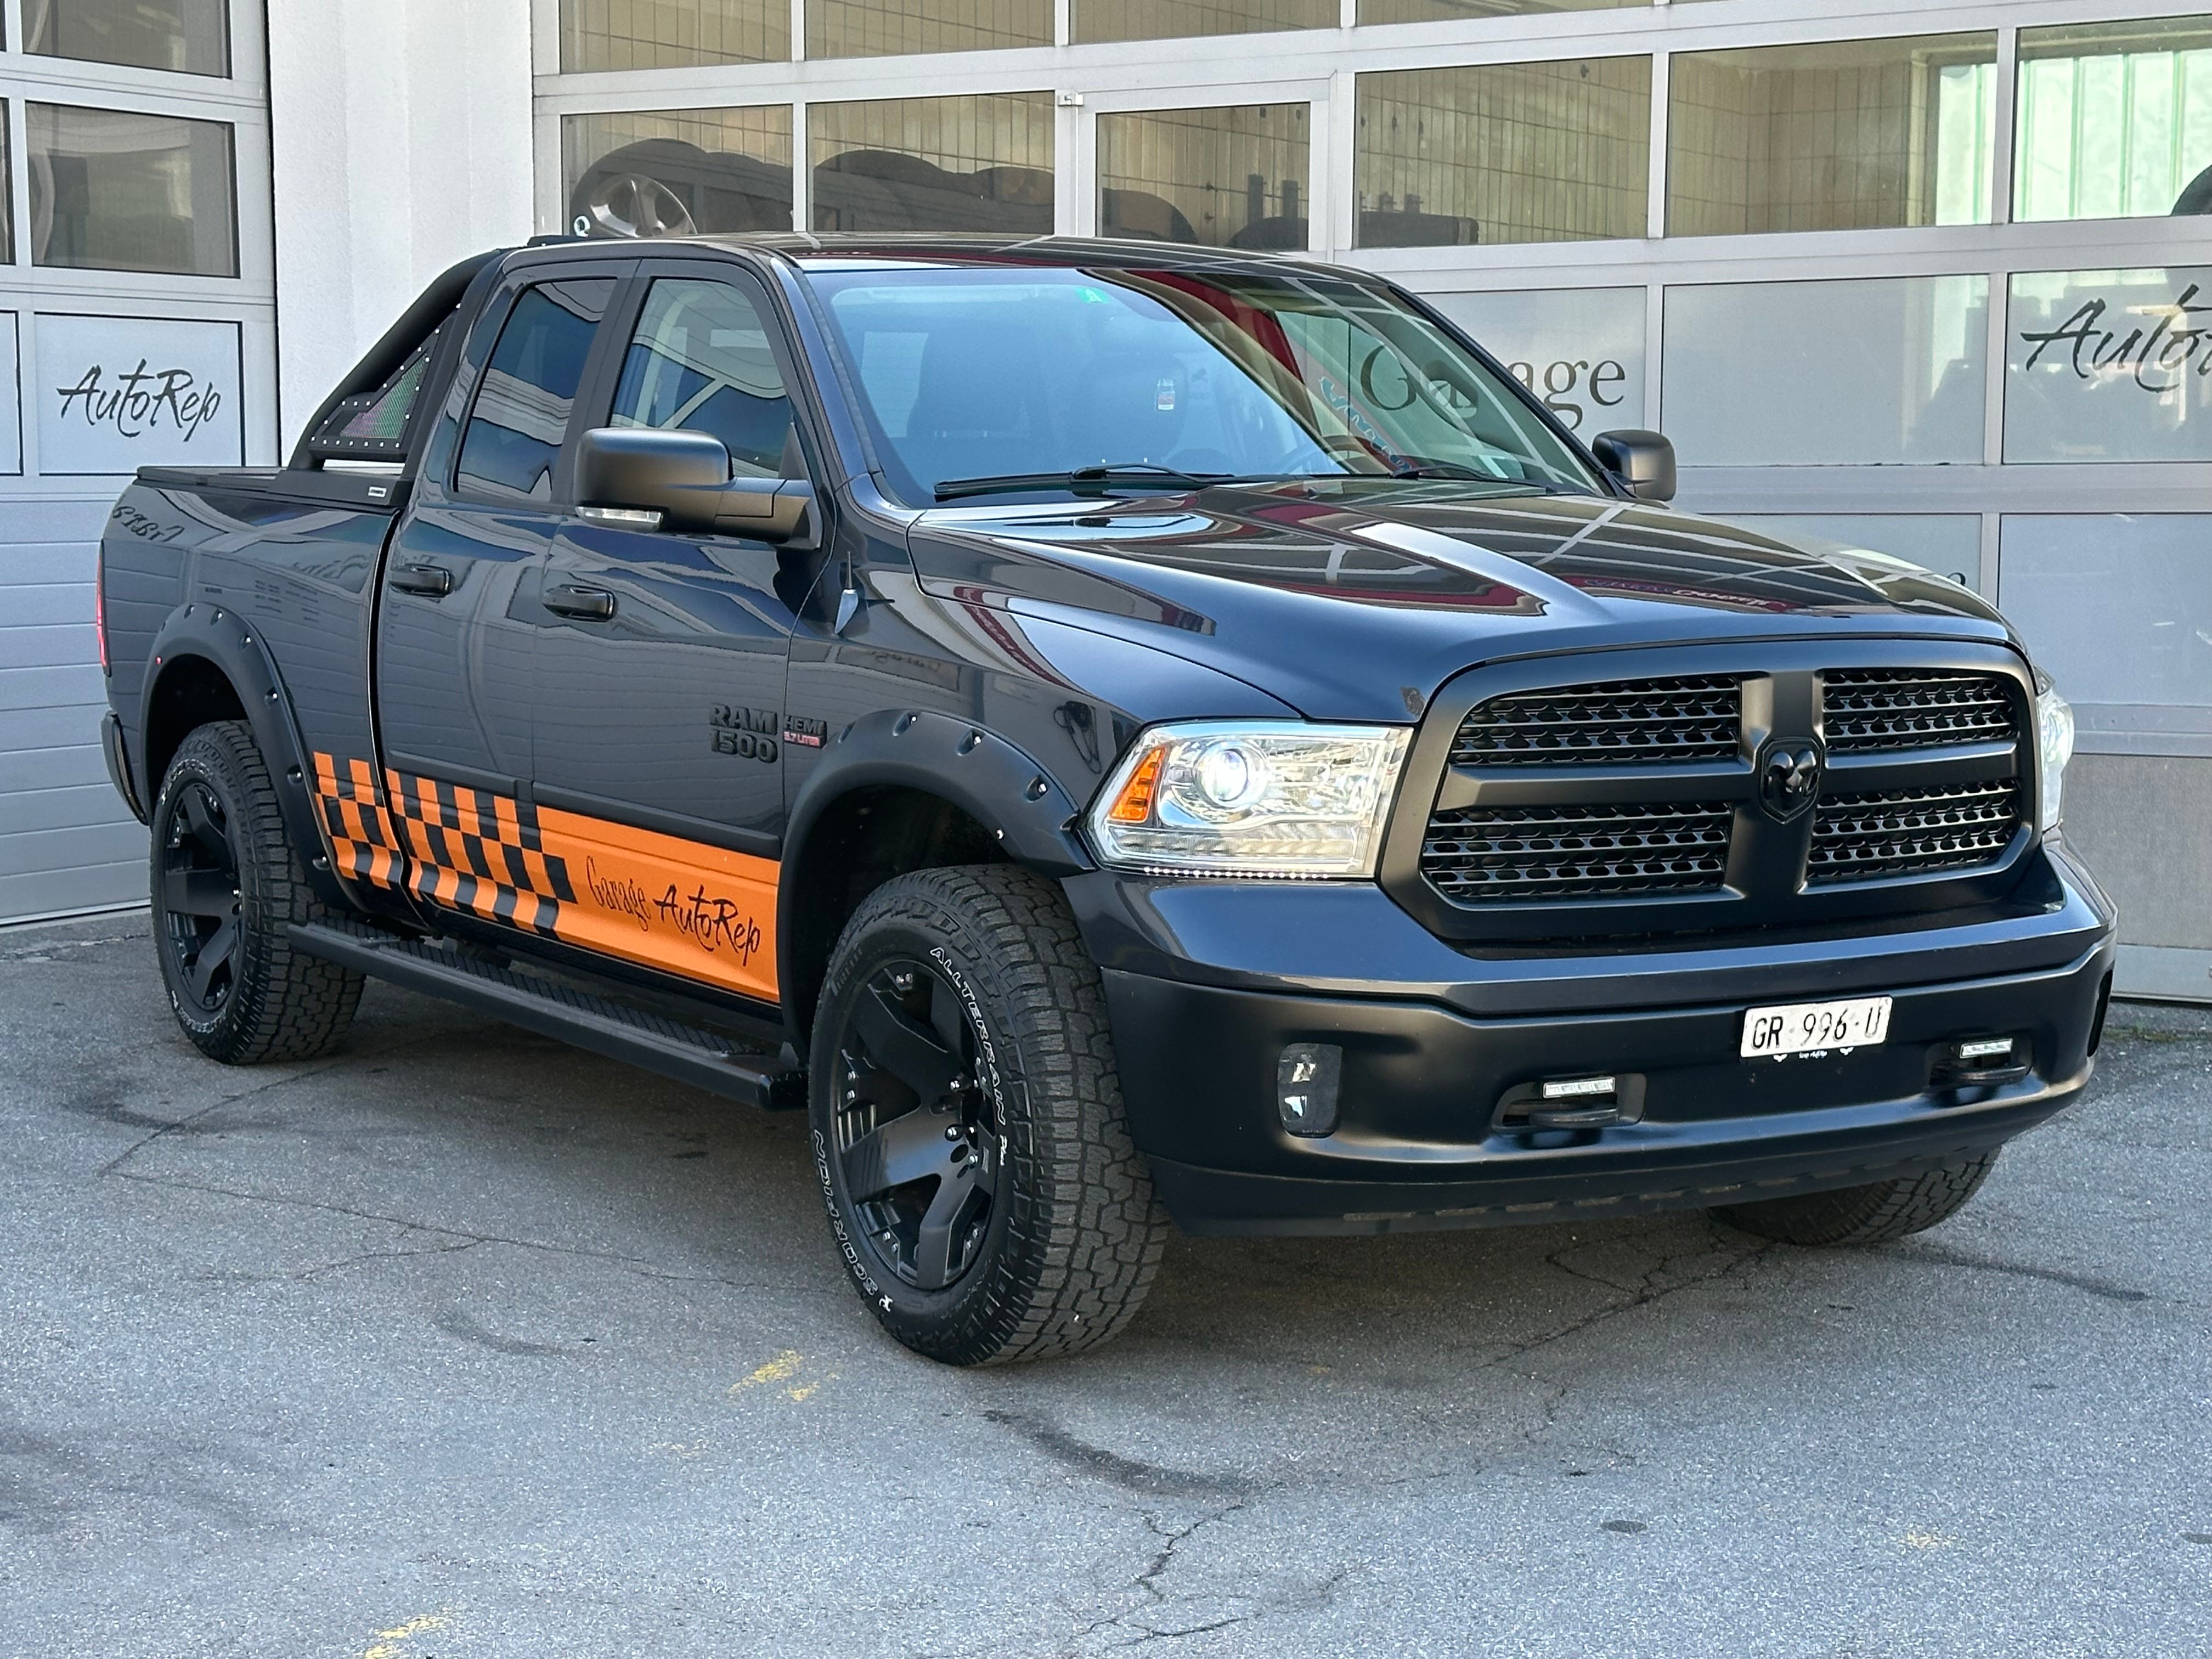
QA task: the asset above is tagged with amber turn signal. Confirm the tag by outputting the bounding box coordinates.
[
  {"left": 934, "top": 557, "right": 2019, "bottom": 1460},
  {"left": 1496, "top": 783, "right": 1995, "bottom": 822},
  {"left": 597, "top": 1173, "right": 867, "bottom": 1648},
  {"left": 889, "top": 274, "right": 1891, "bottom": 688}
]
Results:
[{"left": 1107, "top": 744, "right": 1165, "bottom": 824}]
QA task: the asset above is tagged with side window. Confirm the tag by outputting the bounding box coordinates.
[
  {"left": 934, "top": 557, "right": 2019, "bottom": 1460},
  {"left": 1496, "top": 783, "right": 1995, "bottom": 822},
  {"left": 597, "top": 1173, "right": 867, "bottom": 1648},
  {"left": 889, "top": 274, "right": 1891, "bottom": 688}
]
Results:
[
  {"left": 611, "top": 278, "right": 795, "bottom": 478},
  {"left": 455, "top": 278, "right": 616, "bottom": 501}
]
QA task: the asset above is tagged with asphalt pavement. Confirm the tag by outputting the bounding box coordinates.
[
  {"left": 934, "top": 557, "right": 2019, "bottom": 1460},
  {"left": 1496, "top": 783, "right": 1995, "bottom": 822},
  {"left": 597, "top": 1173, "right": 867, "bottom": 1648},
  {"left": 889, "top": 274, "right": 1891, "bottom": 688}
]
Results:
[{"left": 3, "top": 912, "right": 2208, "bottom": 1658}]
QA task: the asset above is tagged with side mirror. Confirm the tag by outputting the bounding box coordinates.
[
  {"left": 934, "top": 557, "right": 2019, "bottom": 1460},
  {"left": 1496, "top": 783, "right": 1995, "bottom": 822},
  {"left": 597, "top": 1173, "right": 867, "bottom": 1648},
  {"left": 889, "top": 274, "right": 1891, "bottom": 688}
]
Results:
[
  {"left": 1591, "top": 429, "right": 1677, "bottom": 504},
  {"left": 574, "top": 427, "right": 817, "bottom": 546}
]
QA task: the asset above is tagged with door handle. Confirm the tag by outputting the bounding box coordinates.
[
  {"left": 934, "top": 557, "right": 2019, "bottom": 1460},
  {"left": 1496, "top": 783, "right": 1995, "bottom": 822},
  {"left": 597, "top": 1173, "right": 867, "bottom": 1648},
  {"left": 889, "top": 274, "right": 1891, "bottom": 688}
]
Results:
[
  {"left": 388, "top": 562, "right": 454, "bottom": 597},
  {"left": 545, "top": 583, "right": 617, "bottom": 621}
]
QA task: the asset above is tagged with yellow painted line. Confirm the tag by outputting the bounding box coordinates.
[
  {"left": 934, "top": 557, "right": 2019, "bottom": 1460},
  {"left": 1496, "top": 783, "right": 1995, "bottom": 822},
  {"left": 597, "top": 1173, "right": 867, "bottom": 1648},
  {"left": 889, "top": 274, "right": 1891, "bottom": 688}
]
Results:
[
  {"left": 363, "top": 1612, "right": 450, "bottom": 1659},
  {"left": 730, "top": 1350, "right": 803, "bottom": 1393},
  {"left": 728, "top": 1350, "right": 831, "bottom": 1402}
]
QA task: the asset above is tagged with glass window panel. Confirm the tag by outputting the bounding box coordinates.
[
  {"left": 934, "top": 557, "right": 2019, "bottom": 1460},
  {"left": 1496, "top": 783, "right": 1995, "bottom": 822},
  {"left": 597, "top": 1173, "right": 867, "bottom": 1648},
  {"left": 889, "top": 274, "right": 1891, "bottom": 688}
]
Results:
[
  {"left": 1668, "top": 34, "right": 1997, "bottom": 236},
  {"left": 612, "top": 279, "right": 793, "bottom": 478},
  {"left": 456, "top": 280, "right": 617, "bottom": 503},
  {"left": 1662, "top": 276, "right": 1988, "bottom": 467},
  {"left": 562, "top": 109, "right": 792, "bottom": 239},
  {"left": 1999, "top": 514, "right": 2212, "bottom": 752},
  {"left": 28, "top": 104, "right": 235, "bottom": 278},
  {"left": 0, "top": 105, "right": 13, "bottom": 266},
  {"left": 25, "top": 0, "right": 228, "bottom": 75},
  {"left": 2006, "top": 267, "right": 2212, "bottom": 464},
  {"left": 1361, "top": 0, "right": 1644, "bottom": 21},
  {"left": 811, "top": 94, "right": 1052, "bottom": 234},
  {"left": 1425, "top": 287, "right": 1646, "bottom": 437},
  {"left": 1098, "top": 105, "right": 1310, "bottom": 251},
  {"left": 2017, "top": 16, "right": 2212, "bottom": 223},
  {"left": 1074, "top": 0, "right": 1330, "bottom": 47},
  {"left": 808, "top": 0, "right": 1051, "bottom": 59},
  {"left": 1356, "top": 59, "right": 1651, "bottom": 249},
  {"left": 558, "top": 0, "right": 785, "bottom": 71},
  {"left": 1720, "top": 516, "right": 1983, "bottom": 592}
]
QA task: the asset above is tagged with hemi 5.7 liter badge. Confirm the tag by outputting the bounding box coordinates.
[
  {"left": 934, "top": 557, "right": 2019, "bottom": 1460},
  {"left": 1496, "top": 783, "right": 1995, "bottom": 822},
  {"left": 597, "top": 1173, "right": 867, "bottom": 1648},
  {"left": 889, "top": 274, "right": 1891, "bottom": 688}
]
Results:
[{"left": 782, "top": 715, "right": 829, "bottom": 749}]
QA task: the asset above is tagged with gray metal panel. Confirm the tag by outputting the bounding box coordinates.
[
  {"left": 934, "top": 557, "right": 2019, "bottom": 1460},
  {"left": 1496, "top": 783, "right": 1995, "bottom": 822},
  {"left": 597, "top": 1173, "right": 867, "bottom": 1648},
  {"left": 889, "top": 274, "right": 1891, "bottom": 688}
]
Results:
[{"left": 0, "top": 499, "right": 147, "bottom": 922}]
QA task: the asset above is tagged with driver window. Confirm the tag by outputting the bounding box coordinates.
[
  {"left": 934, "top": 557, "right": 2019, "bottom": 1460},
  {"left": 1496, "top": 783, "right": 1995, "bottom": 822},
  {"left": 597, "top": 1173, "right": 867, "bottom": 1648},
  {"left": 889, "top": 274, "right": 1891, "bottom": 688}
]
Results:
[{"left": 612, "top": 278, "right": 795, "bottom": 478}]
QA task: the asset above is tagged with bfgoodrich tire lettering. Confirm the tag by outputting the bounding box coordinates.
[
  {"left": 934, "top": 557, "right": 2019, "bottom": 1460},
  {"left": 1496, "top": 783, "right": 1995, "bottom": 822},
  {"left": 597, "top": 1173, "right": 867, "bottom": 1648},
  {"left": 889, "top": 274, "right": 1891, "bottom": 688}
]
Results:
[
  {"left": 809, "top": 864, "right": 1170, "bottom": 1365},
  {"left": 1713, "top": 1154, "right": 1997, "bottom": 1246},
  {"left": 150, "top": 720, "right": 364, "bottom": 1064}
]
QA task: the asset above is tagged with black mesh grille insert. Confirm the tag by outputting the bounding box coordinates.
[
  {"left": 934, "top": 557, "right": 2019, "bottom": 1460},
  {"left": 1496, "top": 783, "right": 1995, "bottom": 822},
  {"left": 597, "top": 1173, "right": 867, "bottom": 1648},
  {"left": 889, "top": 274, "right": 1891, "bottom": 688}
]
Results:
[
  {"left": 1422, "top": 802, "right": 1733, "bottom": 903},
  {"left": 1451, "top": 677, "right": 1741, "bottom": 768},
  {"left": 1808, "top": 778, "right": 2022, "bottom": 884},
  {"left": 1822, "top": 669, "right": 2016, "bottom": 753}
]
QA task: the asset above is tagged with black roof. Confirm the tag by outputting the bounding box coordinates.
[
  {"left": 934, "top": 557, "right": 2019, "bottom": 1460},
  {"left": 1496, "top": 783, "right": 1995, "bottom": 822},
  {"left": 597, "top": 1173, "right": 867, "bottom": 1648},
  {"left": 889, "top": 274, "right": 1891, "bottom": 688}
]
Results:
[{"left": 518, "top": 232, "right": 1368, "bottom": 280}]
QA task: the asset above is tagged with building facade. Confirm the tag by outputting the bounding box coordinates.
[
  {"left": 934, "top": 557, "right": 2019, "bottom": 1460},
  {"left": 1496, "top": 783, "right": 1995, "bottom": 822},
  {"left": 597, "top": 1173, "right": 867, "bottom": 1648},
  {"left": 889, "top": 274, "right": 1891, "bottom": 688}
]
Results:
[{"left": 2, "top": 0, "right": 2207, "bottom": 1002}]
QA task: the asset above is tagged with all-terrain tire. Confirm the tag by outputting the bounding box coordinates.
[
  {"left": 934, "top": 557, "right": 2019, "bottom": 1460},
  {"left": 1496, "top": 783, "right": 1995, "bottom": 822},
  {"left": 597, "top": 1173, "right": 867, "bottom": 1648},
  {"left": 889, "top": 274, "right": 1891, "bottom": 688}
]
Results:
[
  {"left": 1714, "top": 1154, "right": 1997, "bottom": 1246},
  {"left": 150, "top": 720, "right": 364, "bottom": 1064},
  {"left": 809, "top": 864, "right": 1170, "bottom": 1365}
]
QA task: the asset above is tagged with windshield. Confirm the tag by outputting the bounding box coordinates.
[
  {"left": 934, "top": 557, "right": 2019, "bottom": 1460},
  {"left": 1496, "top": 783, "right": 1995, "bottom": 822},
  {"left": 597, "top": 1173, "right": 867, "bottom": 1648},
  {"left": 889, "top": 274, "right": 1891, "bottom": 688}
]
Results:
[{"left": 804, "top": 263, "right": 1602, "bottom": 505}]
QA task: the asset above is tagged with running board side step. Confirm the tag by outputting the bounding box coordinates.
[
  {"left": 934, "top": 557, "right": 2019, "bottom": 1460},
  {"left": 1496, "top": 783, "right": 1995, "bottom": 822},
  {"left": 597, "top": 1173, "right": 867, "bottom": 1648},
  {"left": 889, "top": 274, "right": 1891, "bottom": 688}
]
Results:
[{"left": 291, "top": 919, "right": 804, "bottom": 1110}]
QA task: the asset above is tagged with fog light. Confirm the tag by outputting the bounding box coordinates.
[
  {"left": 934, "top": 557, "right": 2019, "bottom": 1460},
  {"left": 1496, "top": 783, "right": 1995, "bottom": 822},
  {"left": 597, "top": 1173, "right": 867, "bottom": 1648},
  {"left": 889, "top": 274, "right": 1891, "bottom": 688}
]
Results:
[
  {"left": 1277, "top": 1042, "right": 1341, "bottom": 1137},
  {"left": 1956, "top": 1039, "right": 2015, "bottom": 1062}
]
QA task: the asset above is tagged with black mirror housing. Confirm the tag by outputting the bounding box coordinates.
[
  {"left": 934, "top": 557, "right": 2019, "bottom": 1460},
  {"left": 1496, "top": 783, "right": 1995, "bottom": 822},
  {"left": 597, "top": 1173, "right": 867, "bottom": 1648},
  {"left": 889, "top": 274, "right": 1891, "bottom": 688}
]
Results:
[
  {"left": 1592, "top": 429, "right": 1678, "bottom": 503},
  {"left": 574, "top": 427, "right": 818, "bottom": 547}
]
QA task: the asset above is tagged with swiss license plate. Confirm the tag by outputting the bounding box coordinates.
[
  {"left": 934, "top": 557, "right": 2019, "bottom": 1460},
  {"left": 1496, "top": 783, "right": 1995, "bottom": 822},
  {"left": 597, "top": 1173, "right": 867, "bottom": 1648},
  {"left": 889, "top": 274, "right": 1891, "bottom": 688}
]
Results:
[{"left": 1740, "top": 995, "right": 1893, "bottom": 1060}]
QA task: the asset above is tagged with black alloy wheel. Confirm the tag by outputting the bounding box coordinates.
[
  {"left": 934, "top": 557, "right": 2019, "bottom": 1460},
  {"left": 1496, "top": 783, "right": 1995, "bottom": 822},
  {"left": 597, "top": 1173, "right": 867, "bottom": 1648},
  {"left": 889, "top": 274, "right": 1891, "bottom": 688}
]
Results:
[
  {"left": 158, "top": 780, "right": 244, "bottom": 1018},
  {"left": 832, "top": 957, "right": 998, "bottom": 1293},
  {"left": 149, "top": 720, "right": 363, "bottom": 1064},
  {"left": 808, "top": 865, "right": 1169, "bottom": 1365}
]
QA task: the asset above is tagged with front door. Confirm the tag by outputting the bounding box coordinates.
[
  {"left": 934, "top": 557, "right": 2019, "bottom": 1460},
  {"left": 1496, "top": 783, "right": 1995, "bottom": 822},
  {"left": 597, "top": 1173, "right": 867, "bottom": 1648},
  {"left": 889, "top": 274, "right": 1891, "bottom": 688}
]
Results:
[{"left": 526, "top": 265, "right": 813, "bottom": 1005}]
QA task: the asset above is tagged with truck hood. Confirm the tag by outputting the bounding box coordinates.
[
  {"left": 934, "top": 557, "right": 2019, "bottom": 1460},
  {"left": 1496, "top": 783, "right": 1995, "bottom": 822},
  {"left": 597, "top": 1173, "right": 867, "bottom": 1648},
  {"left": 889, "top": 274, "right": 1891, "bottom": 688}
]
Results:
[{"left": 907, "top": 482, "right": 2018, "bottom": 724}]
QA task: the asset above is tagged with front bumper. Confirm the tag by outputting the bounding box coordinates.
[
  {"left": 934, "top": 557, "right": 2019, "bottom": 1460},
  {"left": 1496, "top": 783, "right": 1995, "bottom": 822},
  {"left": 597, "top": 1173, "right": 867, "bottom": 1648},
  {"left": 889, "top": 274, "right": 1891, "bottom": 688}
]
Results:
[{"left": 1074, "top": 845, "right": 2117, "bottom": 1236}]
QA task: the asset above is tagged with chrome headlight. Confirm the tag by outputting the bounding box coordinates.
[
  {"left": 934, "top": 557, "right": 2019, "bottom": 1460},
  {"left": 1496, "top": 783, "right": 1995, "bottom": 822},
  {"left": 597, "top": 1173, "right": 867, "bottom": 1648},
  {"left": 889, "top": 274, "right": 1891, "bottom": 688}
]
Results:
[
  {"left": 1087, "top": 721, "right": 1412, "bottom": 878},
  {"left": 2035, "top": 673, "right": 2074, "bottom": 834}
]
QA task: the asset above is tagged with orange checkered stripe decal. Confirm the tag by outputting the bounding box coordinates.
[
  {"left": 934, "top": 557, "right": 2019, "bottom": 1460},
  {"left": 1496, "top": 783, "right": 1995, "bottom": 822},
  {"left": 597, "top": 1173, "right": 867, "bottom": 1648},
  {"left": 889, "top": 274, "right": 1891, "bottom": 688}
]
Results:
[
  {"left": 312, "top": 753, "right": 572, "bottom": 938},
  {"left": 309, "top": 753, "right": 778, "bottom": 1002}
]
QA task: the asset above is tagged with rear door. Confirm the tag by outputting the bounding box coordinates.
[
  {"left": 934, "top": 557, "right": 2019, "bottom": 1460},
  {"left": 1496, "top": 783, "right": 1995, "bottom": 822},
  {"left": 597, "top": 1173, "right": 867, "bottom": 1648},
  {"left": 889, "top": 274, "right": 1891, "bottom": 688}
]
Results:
[
  {"left": 373, "top": 260, "right": 627, "bottom": 930},
  {"left": 523, "top": 261, "right": 813, "bottom": 1005}
]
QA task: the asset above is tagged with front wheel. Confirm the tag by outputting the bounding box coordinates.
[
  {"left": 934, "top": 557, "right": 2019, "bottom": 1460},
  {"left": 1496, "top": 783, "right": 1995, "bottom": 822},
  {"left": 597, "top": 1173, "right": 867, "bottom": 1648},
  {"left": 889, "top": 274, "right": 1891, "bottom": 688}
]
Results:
[
  {"left": 809, "top": 865, "right": 1170, "bottom": 1365},
  {"left": 150, "top": 720, "right": 363, "bottom": 1064},
  {"left": 1713, "top": 1154, "right": 1997, "bottom": 1246}
]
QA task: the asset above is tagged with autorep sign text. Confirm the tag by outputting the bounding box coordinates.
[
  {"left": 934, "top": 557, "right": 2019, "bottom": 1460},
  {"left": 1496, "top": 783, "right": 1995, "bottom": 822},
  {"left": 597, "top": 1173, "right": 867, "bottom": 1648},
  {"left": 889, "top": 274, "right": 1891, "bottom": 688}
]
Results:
[
  {"left": 54, "top": 359, "right": 224, "bottom": 444},
  {"left": 2018, "top": 283, "right": 2212, "bottom": 396}
]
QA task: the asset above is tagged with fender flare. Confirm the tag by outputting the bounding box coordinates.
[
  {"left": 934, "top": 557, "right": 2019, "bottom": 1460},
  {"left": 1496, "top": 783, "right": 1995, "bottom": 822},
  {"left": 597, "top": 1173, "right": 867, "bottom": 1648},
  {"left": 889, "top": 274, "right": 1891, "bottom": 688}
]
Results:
[
  {"left": 777, "top": 708, "right": 1096, "bottom": 1031},
  {"left": 140, "top": 600, "right": 352, "bottom": 911}
]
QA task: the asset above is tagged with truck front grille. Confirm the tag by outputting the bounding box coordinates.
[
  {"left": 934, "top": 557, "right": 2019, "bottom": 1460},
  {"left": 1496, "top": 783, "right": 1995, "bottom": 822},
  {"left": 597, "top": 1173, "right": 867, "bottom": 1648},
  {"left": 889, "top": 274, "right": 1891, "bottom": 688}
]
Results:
[
  {"left": 1821, "top": 669, "right": 2016, "bottom": 753},
  {"left": 1420, "top": 802, "right": 1732, "bottom": 902},
  {"left": 1807, "top": 778, "right": 2022, "bottom": 885},
  {"left": 1449, "top": 676, "right": 1741, "bottom": 768},
  {"left": 1404, "top": 647, "right": 2035, "bottom": 941}
]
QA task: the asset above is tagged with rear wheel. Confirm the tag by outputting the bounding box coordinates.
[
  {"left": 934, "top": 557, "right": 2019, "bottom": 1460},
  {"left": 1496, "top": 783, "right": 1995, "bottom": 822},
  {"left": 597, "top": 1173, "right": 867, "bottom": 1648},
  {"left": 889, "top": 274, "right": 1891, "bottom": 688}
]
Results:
[
  {"left": 150, "top": 720, "right": 363, "bottom": 1064},
  {"left": 1714, "top": 1154, "right": 1997, "bottom": 1246},
  {"left": 809, "top": 865, "right": 1169, "bottom": 1365}
]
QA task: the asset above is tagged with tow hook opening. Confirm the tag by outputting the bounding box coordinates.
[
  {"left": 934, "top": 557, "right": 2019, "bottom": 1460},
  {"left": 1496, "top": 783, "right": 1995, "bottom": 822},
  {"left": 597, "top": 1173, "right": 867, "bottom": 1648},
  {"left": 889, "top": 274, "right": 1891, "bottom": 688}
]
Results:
[{"left": 1496, "top": 1073, "right": 1647, "bottom": 1135}]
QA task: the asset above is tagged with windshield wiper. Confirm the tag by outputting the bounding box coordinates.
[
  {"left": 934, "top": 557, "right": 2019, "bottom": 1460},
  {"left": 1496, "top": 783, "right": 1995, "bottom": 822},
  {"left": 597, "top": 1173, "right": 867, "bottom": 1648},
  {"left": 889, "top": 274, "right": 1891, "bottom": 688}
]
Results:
[{"left": 933, "top": 463, "right": 1239, "bottom": 502}]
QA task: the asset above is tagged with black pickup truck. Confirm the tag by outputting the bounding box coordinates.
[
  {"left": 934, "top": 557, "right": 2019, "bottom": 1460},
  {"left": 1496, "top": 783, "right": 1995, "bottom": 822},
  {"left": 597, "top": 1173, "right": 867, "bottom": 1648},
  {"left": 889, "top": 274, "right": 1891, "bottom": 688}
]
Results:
[{"left": 98, "top": 235, "right": 2115, "bottom": 1365}]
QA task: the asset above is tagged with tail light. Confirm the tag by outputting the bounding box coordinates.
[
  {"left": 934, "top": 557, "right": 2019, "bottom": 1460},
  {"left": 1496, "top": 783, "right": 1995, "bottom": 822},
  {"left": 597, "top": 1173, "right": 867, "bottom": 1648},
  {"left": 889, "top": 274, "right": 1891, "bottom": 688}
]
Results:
[{"left": 94, "top": 559, "right": 109, "bottom": 675}]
